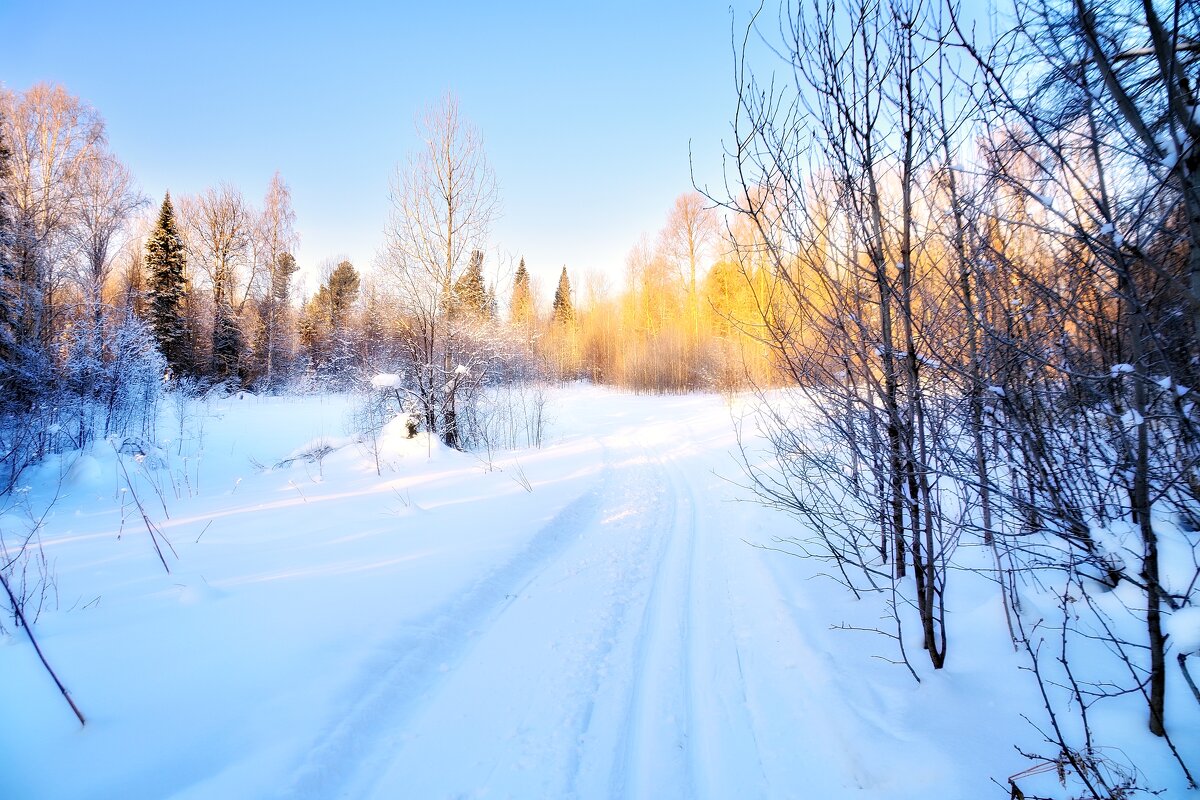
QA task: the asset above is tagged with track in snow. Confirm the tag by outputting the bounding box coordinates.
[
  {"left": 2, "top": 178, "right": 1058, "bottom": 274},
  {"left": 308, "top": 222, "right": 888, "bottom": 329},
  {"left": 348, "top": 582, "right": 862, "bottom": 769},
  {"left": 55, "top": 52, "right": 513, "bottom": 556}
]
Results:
[{"left": 280, "top": 409, "right": 813, "bottom": 799}]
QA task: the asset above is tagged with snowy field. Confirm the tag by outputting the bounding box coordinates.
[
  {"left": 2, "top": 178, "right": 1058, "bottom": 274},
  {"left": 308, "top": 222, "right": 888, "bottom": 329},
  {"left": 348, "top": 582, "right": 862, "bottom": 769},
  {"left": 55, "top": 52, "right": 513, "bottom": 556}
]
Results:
[{"left": 0, "top": 386, "right": 1190, "bottom": 798}]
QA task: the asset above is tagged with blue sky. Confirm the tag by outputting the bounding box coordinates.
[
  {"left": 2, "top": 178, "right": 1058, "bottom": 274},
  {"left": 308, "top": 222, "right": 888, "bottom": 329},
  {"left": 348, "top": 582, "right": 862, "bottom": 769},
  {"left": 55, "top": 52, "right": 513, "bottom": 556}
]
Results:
[{"left": 2, "top": 0, "right": 755, "bottom": 299}]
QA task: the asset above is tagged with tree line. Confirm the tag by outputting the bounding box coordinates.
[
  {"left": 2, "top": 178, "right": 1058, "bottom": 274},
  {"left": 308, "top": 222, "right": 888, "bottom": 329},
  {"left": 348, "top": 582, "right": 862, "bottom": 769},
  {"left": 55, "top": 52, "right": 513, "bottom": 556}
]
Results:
[{"left": 0, "top": 81, "right": 775, "bottom": 487}]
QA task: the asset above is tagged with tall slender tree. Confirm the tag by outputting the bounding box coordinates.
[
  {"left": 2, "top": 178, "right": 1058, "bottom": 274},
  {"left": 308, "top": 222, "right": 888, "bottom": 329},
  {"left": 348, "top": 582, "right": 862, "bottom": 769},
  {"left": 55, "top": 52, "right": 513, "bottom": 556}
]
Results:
[
  {"left": 511, "top": 257, "right": 535, "bottom": 343},
  {"left": 258, "top": 172, "right": 298, "bottom": 388},
  {"left": 552, "top": 266, "right": 574, "bottom": 325},
  {"left": 145, "top": 192, "right": 188, "bottom": 377},
  {"left": 0, "top": 106, "right": 18, "bottom": 399},
  {"left": 383, "top": 93, "right": 499, "bottom": 445},
  {"left": 187, "top": 184, "right": 251, "bottom": 382}
]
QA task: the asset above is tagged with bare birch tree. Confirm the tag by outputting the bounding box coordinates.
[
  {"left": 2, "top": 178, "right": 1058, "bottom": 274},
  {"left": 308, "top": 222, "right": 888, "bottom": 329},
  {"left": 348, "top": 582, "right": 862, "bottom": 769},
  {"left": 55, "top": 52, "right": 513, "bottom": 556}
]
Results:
[
  {"left": 661, "top": 191, "right": 718, "bottom": 339},
  {"left": 0, "top": 84, "right": 104, "bottom": 396},
  {"left": 256, "top": 172, "right": 299, "bottom": 389},
  {"left": 73, "top": 150, "right": 143, "bottom": 320},
  {"left": 382, "top": 93, "right": 499, "bottom": 446},
  {"left": 184, "top": 184, "right": 252, "bottom": 383}
]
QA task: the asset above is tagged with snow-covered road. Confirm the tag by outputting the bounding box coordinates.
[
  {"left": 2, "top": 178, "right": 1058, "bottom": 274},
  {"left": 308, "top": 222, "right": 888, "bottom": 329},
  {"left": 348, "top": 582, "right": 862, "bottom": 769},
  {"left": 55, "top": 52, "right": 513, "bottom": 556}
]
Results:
[
  {"left": 279, "top": 406, "right": 804, "bottom": 799},
  {"left": 2, "top": 388, "right": 1045, "bottom": 799}
]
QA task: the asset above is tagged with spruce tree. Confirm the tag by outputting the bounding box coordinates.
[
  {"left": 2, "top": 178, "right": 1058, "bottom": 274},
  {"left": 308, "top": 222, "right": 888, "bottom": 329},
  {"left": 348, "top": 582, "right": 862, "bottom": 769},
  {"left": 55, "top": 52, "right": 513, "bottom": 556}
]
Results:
[
  {"left": 327, "top": 260, "right": 360, "bottom": 330},
  {"left": 212, "top": 299, "right": 242, "bottom": 384},
  {"left": 510, "top": 257, "right": 533, "bottom": 326},
  {"left": 145, "top": 193, "right": 189, "bottom": 377},
  {"left": 452, "top": 249, "right": 489, "bottom": 320},
  {"left": 552, "top": 266, "right": 574, "bottom": 325}
]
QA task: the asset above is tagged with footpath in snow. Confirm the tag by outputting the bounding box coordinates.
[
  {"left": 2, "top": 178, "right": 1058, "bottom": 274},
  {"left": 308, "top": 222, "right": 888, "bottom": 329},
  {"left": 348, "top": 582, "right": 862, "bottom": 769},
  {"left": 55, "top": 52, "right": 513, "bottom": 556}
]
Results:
[{"left": 1, "top": 386, "right": 1069, "bottom": 798}]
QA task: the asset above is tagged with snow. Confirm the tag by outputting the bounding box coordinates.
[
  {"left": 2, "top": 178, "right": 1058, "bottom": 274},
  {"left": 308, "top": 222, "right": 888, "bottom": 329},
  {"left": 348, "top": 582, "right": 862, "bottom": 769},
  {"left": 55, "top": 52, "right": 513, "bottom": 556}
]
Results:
[
  {"left": 0, "top": 387, "right": 1194, "bottom": 798},
  {"left": 1167, "top": 607, "right": 1200, "bottom": 655},
  {"left": 369, "top": 373, "right": 402, "bottom": 389},
  {"left": 1121, "top": 408, "right": 1144, "bottom": 428}
]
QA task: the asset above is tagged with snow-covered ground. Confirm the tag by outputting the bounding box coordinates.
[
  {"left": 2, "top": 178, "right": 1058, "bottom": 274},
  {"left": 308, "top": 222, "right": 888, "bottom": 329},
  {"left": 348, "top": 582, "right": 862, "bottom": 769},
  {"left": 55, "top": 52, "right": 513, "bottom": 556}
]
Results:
[{"left": 0, "top": 386, "right": 1191, "bottom": 798}]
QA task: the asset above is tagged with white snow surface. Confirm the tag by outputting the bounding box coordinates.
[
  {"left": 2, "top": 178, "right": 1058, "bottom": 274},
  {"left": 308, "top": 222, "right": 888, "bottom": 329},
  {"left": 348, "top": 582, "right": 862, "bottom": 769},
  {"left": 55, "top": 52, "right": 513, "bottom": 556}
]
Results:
[
  {"left": 369, "top": 373, "right": 402, "bottom": 389},
  {"left": 0, "top": 387, "right": 1191, "bottom": 798}
]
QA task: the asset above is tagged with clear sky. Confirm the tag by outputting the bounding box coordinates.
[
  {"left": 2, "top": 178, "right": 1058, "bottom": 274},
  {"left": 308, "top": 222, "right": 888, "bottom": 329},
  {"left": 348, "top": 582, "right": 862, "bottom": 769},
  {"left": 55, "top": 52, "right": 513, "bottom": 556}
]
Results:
[{"left": 1, "top": 0, "right": 757, "bottom": 300}]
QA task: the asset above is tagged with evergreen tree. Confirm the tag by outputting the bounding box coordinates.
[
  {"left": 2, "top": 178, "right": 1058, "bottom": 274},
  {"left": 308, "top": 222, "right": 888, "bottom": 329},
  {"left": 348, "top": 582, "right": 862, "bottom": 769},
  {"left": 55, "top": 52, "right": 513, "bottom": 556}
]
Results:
[
  {"left": 211, "top": 300, "right": 242, "bottom": 384},
  {"left": 451, "top": 249, "right": 489, "bottom": 320},
  {"left": 300, "top": 261, "right": 360, "bottom": 381},
  {"left": 299, "top": 288, "right": 331, "bottom": 371},
  {"left": 552, "top": 266, "right": 574, "bottom": 325},
  {"left": 145, "top": 193, "right": 189, "bottom": 377},
  {"left": 260, "top": 251, "right": 299, "bottom": 388},
  {"left": 511, "top": 257, "right": 534, "bottom": 326},
  {"left": 327, "top": 260, "right": 360, "bottom": 330},
  {"left": 272, "top": 252, "right": 300, "bottom": 304}
]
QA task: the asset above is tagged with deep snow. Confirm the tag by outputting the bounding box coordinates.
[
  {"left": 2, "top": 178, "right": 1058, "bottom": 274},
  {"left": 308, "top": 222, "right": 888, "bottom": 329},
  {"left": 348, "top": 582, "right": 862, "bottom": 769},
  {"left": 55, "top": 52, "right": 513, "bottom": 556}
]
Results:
[{"left": 0, "top": 386, "right": 1193, "bottom": 798}]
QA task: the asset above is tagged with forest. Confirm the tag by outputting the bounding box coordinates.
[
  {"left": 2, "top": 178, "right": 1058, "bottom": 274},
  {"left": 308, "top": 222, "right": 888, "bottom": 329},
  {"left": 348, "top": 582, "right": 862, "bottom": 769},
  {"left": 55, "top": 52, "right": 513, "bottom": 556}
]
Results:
[{"left": 2, "top": 0, "right": 1200, "bottom": 796}]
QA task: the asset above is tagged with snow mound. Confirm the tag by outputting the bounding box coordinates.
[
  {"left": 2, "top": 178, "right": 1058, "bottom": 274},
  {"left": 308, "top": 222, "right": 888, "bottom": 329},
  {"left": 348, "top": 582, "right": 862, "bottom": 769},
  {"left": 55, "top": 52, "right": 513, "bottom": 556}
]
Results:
[
  {"left": 377, "top": 415, "right": 461, "bottom": 462},
  {"left": 64, "top": 453, "right": 106, "bottom": 490},
  {"left": 1166, "top": 607, "right": 1200, "bottom": 654},
  {"left": 370, "top": 373, "right": 402, "bottom": 389}
]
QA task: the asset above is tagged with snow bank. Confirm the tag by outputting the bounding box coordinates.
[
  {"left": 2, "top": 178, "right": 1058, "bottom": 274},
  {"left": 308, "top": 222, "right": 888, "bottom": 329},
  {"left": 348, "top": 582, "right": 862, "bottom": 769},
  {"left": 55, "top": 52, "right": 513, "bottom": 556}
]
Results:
[{"left": 1167, "top": 606, "right": 1200, "bottom": 655}]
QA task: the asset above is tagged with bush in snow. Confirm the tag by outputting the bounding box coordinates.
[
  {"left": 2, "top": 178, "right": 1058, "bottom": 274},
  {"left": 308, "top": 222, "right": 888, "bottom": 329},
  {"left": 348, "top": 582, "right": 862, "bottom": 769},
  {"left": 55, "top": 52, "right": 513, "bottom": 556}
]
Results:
[{"left": 349, "top": 373, "right": 421, "bottom": 474}]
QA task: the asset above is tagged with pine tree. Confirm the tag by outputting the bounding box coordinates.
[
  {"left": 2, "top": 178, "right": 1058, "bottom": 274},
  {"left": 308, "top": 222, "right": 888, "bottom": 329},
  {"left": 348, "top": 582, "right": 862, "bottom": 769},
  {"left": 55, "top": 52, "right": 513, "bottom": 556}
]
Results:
[
  {"left": 552, "top": 266, "right": 574, "bottom": 325},
  {"left": 212, "top": 299, "right": 242, "bottom": 384},
  {"left": 327, "top": 260, "right": 360, "bottom": 330},
  {"left": 300, "top": 261, "right": 360, "bottom": 381},
  {"left": 299, "top": 288, "right": 331, "bottom": 371},
  {"left": 261, "top": 251, "right": 299, "bottom": 388},
  {"left": 511, "top": 257, "right": 533, "bottom": 326},
  {"left": 451, "top": 249, "right": 489, "bottom": 320},
  {"left": 145, "top": 193, "right": 189, "bottom": 377}
]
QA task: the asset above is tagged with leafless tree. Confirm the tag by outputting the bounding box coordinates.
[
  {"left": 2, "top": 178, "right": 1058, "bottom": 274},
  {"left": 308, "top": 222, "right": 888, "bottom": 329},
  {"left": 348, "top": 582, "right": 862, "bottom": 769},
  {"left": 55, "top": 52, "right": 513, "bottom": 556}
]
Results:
[
  {"left": 660, "top": 191, "right": 718, "bottom": 337},
  {"left": 949, "top": 0, "right": 1200, "bottom": 748},
  {"left": 381, "top": 93, "right": 499, "bottom": 446},
  {"left": 183, "top": 184, "right": 252, "bottom": 382},
  {"left": 1, "top": 83, "right": 104, "bottom": 370},
  {"left": 184, "top": 183, "right": 252, "bottom": 308},
  {"left": 71, "top": 149, "right": 143, "bottom": 343},
  {"left": 720, "top": 0, "right": 1199, "bottom": 789},
  {"left": 256, "top": 172, "right": 299, "bottom": 388}
]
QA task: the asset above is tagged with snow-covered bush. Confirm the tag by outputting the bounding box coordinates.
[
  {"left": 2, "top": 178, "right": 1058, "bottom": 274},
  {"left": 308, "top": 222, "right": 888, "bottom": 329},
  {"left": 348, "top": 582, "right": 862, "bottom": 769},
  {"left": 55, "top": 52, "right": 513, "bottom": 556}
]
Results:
[{"left": 350, "top": 374, "right": 420, "bottom": 474}]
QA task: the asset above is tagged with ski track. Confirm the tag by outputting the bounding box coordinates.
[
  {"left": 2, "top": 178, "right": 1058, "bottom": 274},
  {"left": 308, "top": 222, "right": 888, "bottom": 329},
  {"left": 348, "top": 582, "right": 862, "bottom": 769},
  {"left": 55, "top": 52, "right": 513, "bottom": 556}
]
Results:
[
  {"left": 280, "top": 411, "right": 802, "bottom": 799},
  {"left": 607, "top": 439, "right": 697, "bottom": 800},
  {"left": 276, "top": 441, "right": 616, "bottom": 799}
]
